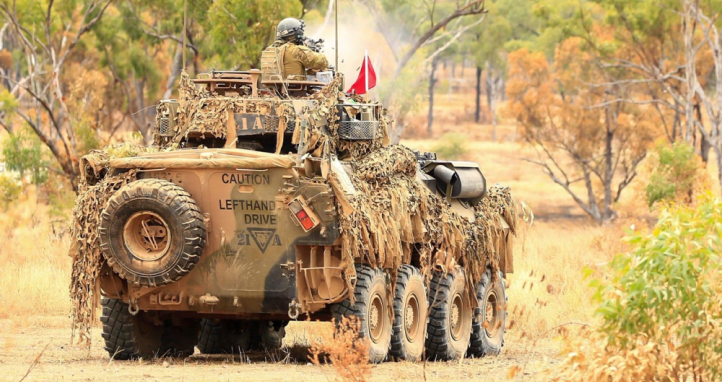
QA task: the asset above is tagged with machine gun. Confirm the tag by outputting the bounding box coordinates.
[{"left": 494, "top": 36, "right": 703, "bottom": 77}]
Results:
[{"left": 303, "top": 37, "right": 324, "bottom": 53}]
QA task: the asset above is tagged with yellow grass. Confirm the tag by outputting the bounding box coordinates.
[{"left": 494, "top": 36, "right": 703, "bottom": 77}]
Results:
[{"left": 0, "top": 185, "right": 71, "bottom": 320}]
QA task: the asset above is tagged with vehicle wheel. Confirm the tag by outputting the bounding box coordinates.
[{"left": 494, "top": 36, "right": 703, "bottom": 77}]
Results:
[
  {"left": 258, "top": 321, "right": 287, "bottom": 351},
  {"left": 390, "top": 265, "right": 427, "bottom": 361},
  {"left": 101, "top": 298, "right": 163, "bottom": 360},
  {"left": 425, "top": 268, "right": 472, "bottom": 361},
  {"left": 197, "top": 319, "right": 253, "bottom": 354},
  {"left": 99, "top": 178, "right": 206, "bottom": 287},
  {"left": 160, "top": 321, "right": 200, "bottom": 358},
  {"left": 468, "top": 270, "right": 506, "bottom": 358},
  {"left": 331, "top": 265, "right": 392, "bottom": 364}
]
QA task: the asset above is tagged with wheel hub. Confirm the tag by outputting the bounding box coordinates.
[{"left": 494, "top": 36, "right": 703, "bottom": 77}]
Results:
[
  {"left": 123, "top": 211, "right": 171, "bottom": 261},
  {"left": 485, "top": 290, "right": 499, "bottom": 337},
  {"left": 404, "top": 294, "right": 420, "bottom": 342},
  {"left": 450, "top": 293, "right": 464, "bottom": 340},
  {"left": 368, "top": 292, "right": 385, "bottom": 343}
]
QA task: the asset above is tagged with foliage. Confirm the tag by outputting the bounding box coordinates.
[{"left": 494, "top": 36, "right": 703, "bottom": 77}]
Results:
[
  {"left": 309, "top": 316, "right": 370, "bottom": 382},
  {"left": 645, "top": 142, "right": 706, "bottom": 207},
  {"left": 432, "top": 132, "right": 469, "bottom": 160},
  {"left": 506, "top": 39, "right": 658, "bottom": 222},
  {"left": 205, "top": 0, "right": 302, "bottom": 69},
  {"left": 551, "top": 196, "right": 722, "bottom": 381},
  {"left": 569, "top": 196, "right": 722, "bottom": 380},
  {"left": 2, "top": 129, "right": 48, "bottom": 185},
  {"left": 0, "top": 173, "right": 21, "bottom": 211}
]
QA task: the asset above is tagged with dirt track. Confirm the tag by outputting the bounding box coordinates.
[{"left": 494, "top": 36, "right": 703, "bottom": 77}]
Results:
[{"left": 0, "top": 318, "right": 556, "bottom": 382}]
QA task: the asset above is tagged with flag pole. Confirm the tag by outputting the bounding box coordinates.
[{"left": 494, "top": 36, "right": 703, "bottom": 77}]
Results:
[{"left": 364, "top": 49, "right": 368, "bottom": 102}]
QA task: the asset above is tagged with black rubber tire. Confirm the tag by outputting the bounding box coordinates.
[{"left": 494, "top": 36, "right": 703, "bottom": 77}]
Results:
[
  {"left": 99, "top": 178, "right": 206, "bottom": 287},
  {"left": 160, "top": 322, "right": 200, "bottom": 358},
  {"left": 425, "top": 269, "right": 472, "bottom": 361},
  {"left": 197, "top": 319, "right": 252, "bottom": 354},
  {"left": 468, "top": 270, "right": 507, "bottom": 358},
  {"left": 258, "top": 321, "right": 287, "bottom": 351},
  {"left": 197, "top": 320, "right": 286, "bottom": 353},
  {"left": 389, "top": 265, "right": 428, "bottom": 361},
  {"left": 331, "top": 265, "right": 392, "bottom": 364},
  {"left": 101, "top": 298, "right": 163, "bottom": 360}
]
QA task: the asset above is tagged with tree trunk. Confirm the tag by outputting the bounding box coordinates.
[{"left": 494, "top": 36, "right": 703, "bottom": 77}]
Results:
[
  {"left": 603, "top": 110, "right": 614, "bottom": 221},
  {"left": 427, "top": 58, "right": 439, "bottom": 137},
  {"left": 163, "top": 43, "right": 184, "bottom": 99},
  {"left": 474, "top": 66, "right": 482, "bottom": 123},
  {"left": 486, "top": 61, "right": 499, "bottom": 141},
  {"left": 683, "top": 2, "right": 698, "bottom": 142}
]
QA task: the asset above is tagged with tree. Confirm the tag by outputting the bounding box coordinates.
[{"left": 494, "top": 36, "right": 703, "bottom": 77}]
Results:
[
  {"left": 361, "top": 0, "right": 487, "bottom": 140},
  {"left": 538, "top": 0, "right": 722, "bottom": 189},
  {"left": 506, "top": 41, "right": 658, "bottom": 223},
  {"left": 0, "top": 0, "right": 114, "bottom": 189},
  {"left": 203, "top": 0, "right": 302, "bottom": 70}
]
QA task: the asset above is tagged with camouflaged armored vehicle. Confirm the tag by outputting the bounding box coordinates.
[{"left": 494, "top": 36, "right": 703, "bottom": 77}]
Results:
[{"left": 72, "top": 58, "right": 517, "bottom": 363}]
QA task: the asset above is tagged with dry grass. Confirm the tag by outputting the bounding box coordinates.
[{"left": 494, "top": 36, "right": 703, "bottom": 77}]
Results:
[
  {"left": 0, "top": 185, "right": 71, "bottom": 321},
  {"left": 309, "top": 317, "right": 371, "bottom": 382}
]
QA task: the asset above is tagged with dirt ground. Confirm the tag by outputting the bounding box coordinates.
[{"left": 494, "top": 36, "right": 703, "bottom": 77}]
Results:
[{"left": 0, "top": 318, "right": 558, "bottom": 382}]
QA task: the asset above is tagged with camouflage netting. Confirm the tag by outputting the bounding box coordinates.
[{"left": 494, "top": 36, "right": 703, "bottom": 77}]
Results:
[
  {"left": 69, "top": 148, "right": 139, "bottom": 345},
  {"left": 289, "top": 76, "right": 391, "bottom": 160},
  {"left": 157, "top": 72, "right": 300, "bottom": 151},
  {"left": 332, "top": 144, "right": 518, "bottom": 304}
]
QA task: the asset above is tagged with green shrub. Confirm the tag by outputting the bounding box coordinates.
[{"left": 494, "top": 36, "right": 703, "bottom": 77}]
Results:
[
  {"left": 591, "top": 194, "right": 722, "bottom": 378},
  {"left": 645, "top": 141, "right": 702, "bottom": 207},
  {"left": 432, "top": 132, "right": 469, "bottom": 160},
  {"left": 0, "top": 173, "right": 21, "bottom": 211},
  {"left": 2, "top": 128, "right": 48, "bottom": 185}
]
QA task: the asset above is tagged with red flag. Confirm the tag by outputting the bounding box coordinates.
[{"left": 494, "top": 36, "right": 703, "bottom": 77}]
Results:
[{"left": 347, "top": 52, "right": 376, "bottom": 95}]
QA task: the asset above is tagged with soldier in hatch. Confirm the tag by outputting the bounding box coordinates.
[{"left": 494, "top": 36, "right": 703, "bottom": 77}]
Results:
[{"left": 271, "top": 18, "right": 328, "bottom": 79}]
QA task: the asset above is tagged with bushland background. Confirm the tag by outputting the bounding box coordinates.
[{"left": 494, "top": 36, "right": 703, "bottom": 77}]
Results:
[{"left": 1, "top": 0, "right": 721, "bottom": 381}]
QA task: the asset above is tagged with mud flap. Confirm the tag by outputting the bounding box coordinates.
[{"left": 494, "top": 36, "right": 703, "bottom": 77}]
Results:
[{"left": 498, "top": 217, "right": 514, "bottom": 274}]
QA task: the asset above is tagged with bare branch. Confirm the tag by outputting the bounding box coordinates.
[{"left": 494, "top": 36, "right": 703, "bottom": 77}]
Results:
[{"left": 392, "top": 0, "right": 486, "bottom": 78}]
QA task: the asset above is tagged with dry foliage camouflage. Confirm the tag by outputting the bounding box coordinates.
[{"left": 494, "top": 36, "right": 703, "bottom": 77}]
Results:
[{"left": 69, "top": 149, "right": 138, "bottom": 344}]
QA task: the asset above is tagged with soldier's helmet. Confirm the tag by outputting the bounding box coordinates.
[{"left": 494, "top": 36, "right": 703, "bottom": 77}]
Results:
[{"left": 276, "top": 18, "right": 305, "bottom": 42}]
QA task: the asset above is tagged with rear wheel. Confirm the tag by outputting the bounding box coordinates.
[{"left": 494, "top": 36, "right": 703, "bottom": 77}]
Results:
[
  {"left": 468, "top": 270, "right": 506, "bottom": 358},
  {"left": 331, "top": 265, "right": 392, "bottom": 363},
  {"left": 425, "top": 269, "right": 472, "bottom": 360},
  {"left": 390, "top": 265, "right": 427, "bottom": 361},
  {"left": 101, "top": 298, "right": 162, "bottom": 360}
]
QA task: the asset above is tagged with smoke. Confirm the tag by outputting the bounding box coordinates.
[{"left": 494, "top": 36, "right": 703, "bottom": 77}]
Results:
[{"left": 306, "top": 2, "right": 399, "bottom": 95}]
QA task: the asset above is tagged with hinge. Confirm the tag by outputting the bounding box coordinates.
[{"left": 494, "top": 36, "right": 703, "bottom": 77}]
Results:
[{"left": 280, "top": 261, "right": 296, "bottom": 278}]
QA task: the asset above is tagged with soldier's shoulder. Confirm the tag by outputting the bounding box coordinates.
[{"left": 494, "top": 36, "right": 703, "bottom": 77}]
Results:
[{"left": 293, "top": 44, "right": 315, "bottom": 54}]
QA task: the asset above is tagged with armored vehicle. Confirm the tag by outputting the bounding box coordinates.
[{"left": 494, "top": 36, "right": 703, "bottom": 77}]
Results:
[{"left": 80, "top": 62, "right": 515, "bottom": 363}]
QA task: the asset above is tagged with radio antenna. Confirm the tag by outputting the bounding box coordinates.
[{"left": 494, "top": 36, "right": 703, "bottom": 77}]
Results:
[
  {"left": 182, "top": 0, "right": 187, "bottom": 70},
  {"left": 335, "top": 0, "right": 339, "bottom": 74}
]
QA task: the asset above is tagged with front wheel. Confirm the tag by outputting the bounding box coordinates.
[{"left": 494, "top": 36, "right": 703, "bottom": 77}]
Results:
[
  {"left": 468, "top": 270, "right": 506, "bottom": 358},
  {"left": 197, "top": 319, "right": 287, "bottom": 354}
]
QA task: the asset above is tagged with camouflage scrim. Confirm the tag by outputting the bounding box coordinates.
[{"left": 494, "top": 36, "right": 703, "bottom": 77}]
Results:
[{"left": 279, "top": 42, "right": 328, "bottom": 77}]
